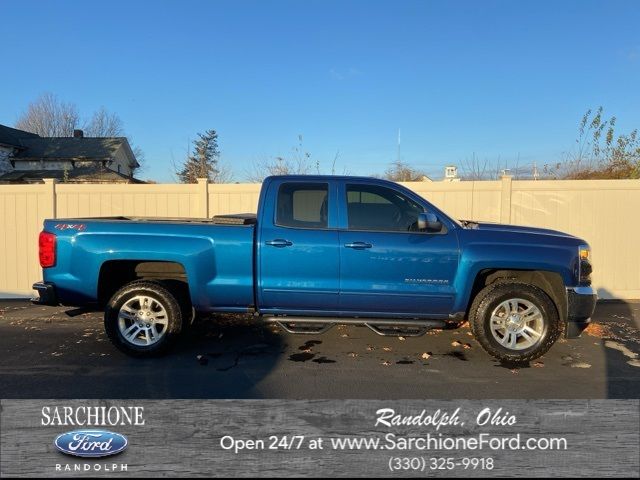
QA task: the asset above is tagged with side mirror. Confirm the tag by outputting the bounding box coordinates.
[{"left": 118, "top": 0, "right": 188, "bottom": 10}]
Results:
[{"left": 418, "top": 212, "right": 443, "bottom": 233}]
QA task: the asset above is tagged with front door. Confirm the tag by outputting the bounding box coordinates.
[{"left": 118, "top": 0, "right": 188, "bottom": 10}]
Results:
[
  {"left": 258, "top": 181, "right": 340, "bottom": 312},
  {"left": 339, "top": 182, "right": 459, "bottom": 316}
]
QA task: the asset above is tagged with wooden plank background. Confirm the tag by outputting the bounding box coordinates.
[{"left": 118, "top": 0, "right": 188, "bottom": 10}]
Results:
[{"left": 1, "top": 399, "right": 638, "bottom": 477}]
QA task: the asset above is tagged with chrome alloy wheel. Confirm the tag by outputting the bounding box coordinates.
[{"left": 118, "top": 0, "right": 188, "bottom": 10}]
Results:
[
  {"left": 117, "top": 295, "right": 169, "bottom": 346},
  {"left": 489, "top": 298, "right": 544, "bottom": 351}
]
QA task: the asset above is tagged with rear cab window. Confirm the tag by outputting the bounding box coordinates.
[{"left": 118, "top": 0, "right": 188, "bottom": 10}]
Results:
[{"left": 276, "top": 182, "right": 329, "bottom": 229}]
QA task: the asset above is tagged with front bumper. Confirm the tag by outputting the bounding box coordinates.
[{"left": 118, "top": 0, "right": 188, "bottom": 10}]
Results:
[
  {"left": 31, "top": 282, "right": 59, "bottom": 306},
  {"left": 565, "top": 286, "right": 597, "bottom": 338}
]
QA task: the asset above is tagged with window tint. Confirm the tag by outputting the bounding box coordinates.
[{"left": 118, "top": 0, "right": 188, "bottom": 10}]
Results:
[
  {"left": 276, "top": 183, "right": 329, "bottom": 229},
  {"left": 346, "top": 184, "right": 424, "bottom": 232}
]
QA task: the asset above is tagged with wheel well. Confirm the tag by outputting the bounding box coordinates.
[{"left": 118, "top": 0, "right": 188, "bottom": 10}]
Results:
[
  {"left": 97, "top": 260, "right": 190, "bottom": 306},
  {"left": 467, "top": 269, "right": 566, "bottom": 322}
]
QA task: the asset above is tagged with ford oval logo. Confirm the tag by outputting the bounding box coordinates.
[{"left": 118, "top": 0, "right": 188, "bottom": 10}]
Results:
[{"left": 54, "top": 430, "right": 128, "bottom": 458}]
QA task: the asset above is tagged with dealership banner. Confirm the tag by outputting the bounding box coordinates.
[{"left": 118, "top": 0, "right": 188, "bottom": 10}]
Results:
[{"left": 1, "top": 400, "right": 638, "bottom": 478}]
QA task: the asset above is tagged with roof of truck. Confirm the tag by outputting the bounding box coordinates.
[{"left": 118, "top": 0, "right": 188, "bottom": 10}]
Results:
[{"left": 264, "top": 174, "right": 386, "bottom": 182}]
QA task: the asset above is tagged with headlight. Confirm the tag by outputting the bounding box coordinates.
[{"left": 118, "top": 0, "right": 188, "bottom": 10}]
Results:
[
  {"left": 579, "top": 245, "right": 590, "bottom": 261},
  {"left": 578, "top": 244, "right": 592, "bottom": 285}
]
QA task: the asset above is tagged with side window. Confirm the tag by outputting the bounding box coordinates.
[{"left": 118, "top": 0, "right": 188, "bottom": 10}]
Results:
[
  {"left": 346, "top": 184, "right": 424, "bottom": 232},
  {"left": 276, "top": 183, "right": 329, "bottom": 229}
]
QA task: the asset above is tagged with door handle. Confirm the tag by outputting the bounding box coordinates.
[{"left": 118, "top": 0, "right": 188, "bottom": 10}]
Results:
[
  {"left": 344, "top": 242, "right": 372, "bottom": 249},
  {"left": 266, "top": 239, "right": 293, "bottom": 247}
]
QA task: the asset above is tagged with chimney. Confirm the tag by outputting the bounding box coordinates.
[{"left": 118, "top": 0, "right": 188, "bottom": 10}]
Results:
[{"left": 73, "top": 129, "right": 84, "bottom": 138}]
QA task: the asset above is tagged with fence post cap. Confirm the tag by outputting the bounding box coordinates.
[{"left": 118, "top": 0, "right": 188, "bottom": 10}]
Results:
[
  {"left": 197, "top": 178, "right": 209, "bottom": 184},
  {"left": 42, "top": 178, "right": 58, "bottom": 184}
]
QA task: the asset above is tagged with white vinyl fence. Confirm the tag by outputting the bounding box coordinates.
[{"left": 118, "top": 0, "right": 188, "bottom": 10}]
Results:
[{"left": 1, "top": 177, "right": 639, "bottom": 299}]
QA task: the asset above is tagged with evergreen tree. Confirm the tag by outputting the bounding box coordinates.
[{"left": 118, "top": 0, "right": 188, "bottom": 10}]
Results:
[{"left": 178, "top": 130, "right": 220, "bottom": 183}]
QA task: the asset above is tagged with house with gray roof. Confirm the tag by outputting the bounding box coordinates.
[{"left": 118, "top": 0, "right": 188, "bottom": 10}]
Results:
[{"left": 0, "top": 124, "right": 142, "bottom": 183}]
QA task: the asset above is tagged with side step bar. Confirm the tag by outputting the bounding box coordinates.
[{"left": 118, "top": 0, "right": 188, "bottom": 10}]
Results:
[{"left": 263, "top": 316, "right": 447, "bottom": 337}]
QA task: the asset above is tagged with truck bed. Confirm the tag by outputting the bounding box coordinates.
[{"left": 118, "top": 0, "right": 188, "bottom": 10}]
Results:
[{"left": 42, "top": 216, "right": 256, "bottom": 311}]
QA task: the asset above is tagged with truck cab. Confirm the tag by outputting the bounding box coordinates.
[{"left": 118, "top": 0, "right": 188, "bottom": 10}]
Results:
[{"left": 256, "top": 176, "right": 459, "bottom": 318}]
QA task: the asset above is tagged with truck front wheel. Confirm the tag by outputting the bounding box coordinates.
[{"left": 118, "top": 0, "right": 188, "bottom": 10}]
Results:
[
  {"left": 104, "top": 280, "right": 184, "bottom": 357},
  {"left": 469, "top": 282, "right": 562, "bottom": 363}
]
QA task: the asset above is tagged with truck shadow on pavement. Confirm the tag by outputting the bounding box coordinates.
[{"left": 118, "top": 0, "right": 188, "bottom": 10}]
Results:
[
  {"left": 591, "top": 294, "right": 640, "bottom": 398},
  {"left": 0, "top": 299, "right": 638, "bottom": 399},
  {"left": 117, "top": 314, "right": 287, "bottom": 398}
]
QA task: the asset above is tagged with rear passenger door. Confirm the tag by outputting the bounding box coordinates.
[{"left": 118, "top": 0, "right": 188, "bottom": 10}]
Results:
[{"left": 258, "top": 180, "right": 340, "bottom": 313}]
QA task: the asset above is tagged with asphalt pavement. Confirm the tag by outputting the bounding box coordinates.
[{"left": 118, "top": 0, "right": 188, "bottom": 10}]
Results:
[{"left": 0, "top": 300, "right": 639, "bottom": 398}]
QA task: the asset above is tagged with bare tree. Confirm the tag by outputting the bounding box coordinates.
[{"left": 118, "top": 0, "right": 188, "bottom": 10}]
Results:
[
  {"left": 213, "top": 162, "right": 234, "bottom": 183},
  {"left": 460, "top": 153, "right": 492, "bottom": 180},
  {"left": 85, "top": 109, "right": 146, "bottom": 173},
  {"left": 247, "top": 135, "right": 314, "bottom": 182},
  {"left": 382, "top": 159, "right": 429, "bottom": 182},
  {"left": 15, "top": 93, "right": 80, "bottom": 137},
  {"left": 129, "top": 144, "right": 145, "bottom": 174},
  {"left": 84, "top": 107, "right": 124, "bottom": 137},
  {"left": 15, "top": 93, "right": 144, "bottom": 174}
]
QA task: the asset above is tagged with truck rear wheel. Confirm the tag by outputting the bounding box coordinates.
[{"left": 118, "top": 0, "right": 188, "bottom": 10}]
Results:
[
  {"left": 104, "top": 280, "right": 184, "bottom": 357},
  {"left": 469, "top": 282, "right": 562, "bottom": 363}
]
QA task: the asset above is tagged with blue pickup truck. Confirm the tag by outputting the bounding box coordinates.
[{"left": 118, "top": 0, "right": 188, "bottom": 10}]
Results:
[{"left": 33, "top": 175, "right": 597, "bottom": 362}]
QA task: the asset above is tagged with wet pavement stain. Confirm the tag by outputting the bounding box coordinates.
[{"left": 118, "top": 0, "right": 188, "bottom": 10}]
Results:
[
  {"left": 444, "top": 351, "right": 469, "bottom": 361},
  {"left": 204, "top": 344, "right": 278, "bottom": 371},
  {"left": 396, "top": 359, "right": 414, "bottom": 365},
  {"left": 298, "top": 340, "right": 322, "bottom": 351},
  {"left": 289, "top": 352, "right": 316, "bottom": 362},
  {"left": 312, "top": 356, "right": 336, "bottom": 364}
]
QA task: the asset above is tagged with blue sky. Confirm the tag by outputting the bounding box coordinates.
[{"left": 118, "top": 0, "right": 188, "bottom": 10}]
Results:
[{"left": 1, "top": 0, "right": 639, "bottom": 182}]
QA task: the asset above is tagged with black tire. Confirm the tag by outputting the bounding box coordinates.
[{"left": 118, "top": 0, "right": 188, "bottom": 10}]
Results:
[
  {"left": 469, "top": 281, "right": 562, "bottom": 363},
  {"left": 104, "top": 280, "right": 184, "bottom": 357}
]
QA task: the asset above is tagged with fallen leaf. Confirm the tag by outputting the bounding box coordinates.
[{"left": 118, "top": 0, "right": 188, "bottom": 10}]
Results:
[
  {"left": 584, "top": 323, "right": 609, "bottom": 338},
  {"left": 571, "top": 362, "right": 592, "bottom": 369},
  {"left": 451, "top": 340, "right": 462, "bottom": 347},
  {"left": 398, "top": 336, "right": 406, "bottom": 341},
  {"left": 421, "top": 352, "right": 431, "bottom": 360},
  {"left": 383, "top": 347, "right": 392, "bottom": 352},
  {"left": 381, "top": 360, "right": 391, "bottom": 366},
  {"left": 463, "top": 343, "right": 472, "bottom": 349},
  {"left": 533, "top": 361, "right": 544, "bottom": 368}
]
